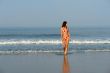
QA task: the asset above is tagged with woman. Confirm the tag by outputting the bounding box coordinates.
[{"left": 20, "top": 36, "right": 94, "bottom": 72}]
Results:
[{"left": 61, "top": 21, "right": 70, "bottom": 55}]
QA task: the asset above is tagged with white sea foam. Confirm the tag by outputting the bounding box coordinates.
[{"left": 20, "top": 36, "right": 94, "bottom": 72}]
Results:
[
  {"left": 0, "top": 40, "right": 61, "bottom": 45},
  {"left": 0, "top": 49, "right": 110, "bottom": 55},
  {"left": 0, "top": 40, "right": 110, "bottom": 45},
  {"left": 70, "top": 40, "right": 110, "bottom": 44}
]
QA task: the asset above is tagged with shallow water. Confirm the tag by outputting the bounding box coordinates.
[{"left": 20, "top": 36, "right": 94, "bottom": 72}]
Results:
[{"left": 0, "top": 52, "right": 110, "bottom": 73}]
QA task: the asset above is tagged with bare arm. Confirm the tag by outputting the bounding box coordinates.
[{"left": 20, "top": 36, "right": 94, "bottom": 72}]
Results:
[
  {"left": 61, "top": 28, "right": 63, "bottom": 38},
  {"left": 61, "top": 28, "right": 65, "bottom": 46},
  {"left": 67, "top": 27, "right": 70, "bottom": 40}
]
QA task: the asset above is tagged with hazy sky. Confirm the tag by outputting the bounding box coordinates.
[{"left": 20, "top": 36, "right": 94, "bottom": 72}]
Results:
[{"left": 0, "top": 0, "right": 110, "bottom": 28}]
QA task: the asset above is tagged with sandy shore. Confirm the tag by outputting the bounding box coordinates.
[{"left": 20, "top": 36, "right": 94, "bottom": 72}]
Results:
[{"left": 0, "top": 52, "right": 110, "bottom": 73}]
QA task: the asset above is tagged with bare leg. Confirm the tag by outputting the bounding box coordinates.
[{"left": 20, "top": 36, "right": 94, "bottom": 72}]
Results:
[
  {"left": 64, "top": 42, "right": 66, "bottom": 54},
  {"left": 63, "top": 40, "right": 67, "bottom": 55},
  {"left": 62, "top": 39, "right": 66, "bottom": 53},
  {"left": 64, "top": 39, "right": 69, "bottom": 55},
  {"left": 64, "top": 44, "right": 68, "bottom": 55},
  {"left": 64, "top": 43, "right": 68, "bottom": 55}
]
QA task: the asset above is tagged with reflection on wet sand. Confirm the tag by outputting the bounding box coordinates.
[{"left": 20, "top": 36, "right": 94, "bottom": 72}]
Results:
[{"left": 63, "top": 55, "right": 70, "bottom": 73}]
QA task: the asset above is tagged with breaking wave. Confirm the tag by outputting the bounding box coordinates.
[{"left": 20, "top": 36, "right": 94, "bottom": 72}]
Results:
[
  {"left": 0, "top": 39, "right": 110, "bottom": 45},
  {"left": 0, "top": 49, "right": 110, "bottom": 55}
]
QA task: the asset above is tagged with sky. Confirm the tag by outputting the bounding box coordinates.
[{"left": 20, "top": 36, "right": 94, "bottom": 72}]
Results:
[{"left": 0, "top": 0, "right": 110, "bottom": 28}]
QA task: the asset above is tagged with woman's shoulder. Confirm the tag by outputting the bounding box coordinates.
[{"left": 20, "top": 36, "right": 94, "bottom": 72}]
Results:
[{"left": 61, "top": 27, "right": 64, "bottom": 30}]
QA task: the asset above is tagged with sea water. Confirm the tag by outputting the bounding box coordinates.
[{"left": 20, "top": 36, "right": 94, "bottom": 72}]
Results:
[{"left": 0, "top": 27, "right": 110, "bottom": 54}]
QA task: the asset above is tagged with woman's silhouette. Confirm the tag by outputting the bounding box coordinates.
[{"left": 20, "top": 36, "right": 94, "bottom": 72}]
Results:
[{"left": 61, "top": 21, "right": 70, "bottom": 55}]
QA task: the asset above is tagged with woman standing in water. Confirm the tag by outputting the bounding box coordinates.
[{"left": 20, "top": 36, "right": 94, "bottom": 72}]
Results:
[{"left": 61, "top": 21, "right": 70, "bottom": 55}]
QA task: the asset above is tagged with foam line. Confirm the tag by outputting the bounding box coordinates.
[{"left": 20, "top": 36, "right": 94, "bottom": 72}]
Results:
[{"left": 0, "top": 40, "right": 110, "bottom": 45}]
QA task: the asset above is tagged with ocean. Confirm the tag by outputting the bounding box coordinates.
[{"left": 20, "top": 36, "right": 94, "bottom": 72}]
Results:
[{"left": 0, "top": 27, "right": 110, "bottom": 54}]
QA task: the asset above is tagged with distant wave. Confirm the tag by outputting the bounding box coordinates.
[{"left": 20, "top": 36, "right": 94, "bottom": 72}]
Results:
[
  {"left": 0, "top": 34, "right": 60, "bottom": 37},
  {"left": 0, "top": 40, "right": 110, "bottom": 45}
]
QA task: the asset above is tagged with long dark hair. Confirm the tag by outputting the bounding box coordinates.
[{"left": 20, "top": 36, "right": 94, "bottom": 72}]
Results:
[{"left": 62, "top": 21, "right": 67, "bottom": 28}]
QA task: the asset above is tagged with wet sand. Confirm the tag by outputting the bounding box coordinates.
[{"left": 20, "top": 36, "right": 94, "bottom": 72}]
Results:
[{"left": 0, "top": 52, "right": 110, "bottom": 73}]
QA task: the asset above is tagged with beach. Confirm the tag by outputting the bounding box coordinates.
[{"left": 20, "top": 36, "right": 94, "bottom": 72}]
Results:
[
  {"left": 0, "top": 0, "right": 110, "bottom": 72},
  {"left": 0, "top": 28, "right": 110, "bottom": 73},
  {"left": 0, "top": 52, "right": 110, "bottom": 73}
]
